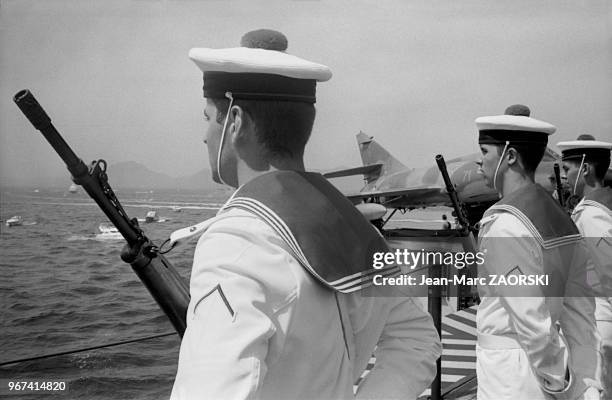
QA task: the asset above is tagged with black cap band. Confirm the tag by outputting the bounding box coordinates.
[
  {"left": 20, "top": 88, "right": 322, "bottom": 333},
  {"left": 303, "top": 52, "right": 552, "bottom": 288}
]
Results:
[
  {"left": 478, "top": 129, "right": 549, "bottom": 146},
  {"left": 561, "top": 148, "right": 611, "bottom": 162},
  {"left": 203, "top": 72, "right": 317, "bottom": 103}
]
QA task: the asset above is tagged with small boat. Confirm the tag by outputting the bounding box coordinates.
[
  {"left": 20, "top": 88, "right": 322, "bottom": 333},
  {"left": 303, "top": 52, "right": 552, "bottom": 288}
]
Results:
[
  {"left": 69, "top": 183, "right": 78, "bottom": 193},
  {"left": 96, "top": 223, "right": 123, "bottom": 240},
  {"left": 145, "top": 211, "right": 158, "bottom": 223},
  {"left": 171, "top": 206, "right": 182, "bottom": 213},
  {"left": 5, "top": 216, "right": 23, "bottom": 227}
]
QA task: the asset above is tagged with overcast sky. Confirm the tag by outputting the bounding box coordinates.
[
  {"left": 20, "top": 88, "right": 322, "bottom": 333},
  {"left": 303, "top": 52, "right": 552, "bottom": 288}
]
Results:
[{"left": 1, "top": 0, "right": 611, "bottom": 187}]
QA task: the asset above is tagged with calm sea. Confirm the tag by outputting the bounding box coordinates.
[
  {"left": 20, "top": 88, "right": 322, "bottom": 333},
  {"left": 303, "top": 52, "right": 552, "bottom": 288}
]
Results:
[{"left": 0, "top": 187, "right": 230, "bottom": 400}]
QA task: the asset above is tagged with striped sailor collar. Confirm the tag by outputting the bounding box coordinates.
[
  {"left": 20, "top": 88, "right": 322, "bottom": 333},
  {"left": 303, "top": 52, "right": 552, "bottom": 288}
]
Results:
[
  {"left": 484, "top": 183, "right": 580, "bottom": 249},
  {"left": 220, "top": 170, "right": 399, "bottom": 293}
]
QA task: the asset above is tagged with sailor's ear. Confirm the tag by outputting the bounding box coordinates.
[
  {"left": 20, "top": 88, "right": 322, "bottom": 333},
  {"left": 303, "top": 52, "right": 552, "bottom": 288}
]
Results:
[
  {"left": 229, "top": 105, "right": 254, "bottom": 147},
  {"left": 506, "top": 147, "right": 518, "bottom": 166},
  {"left": 228, "top": 105, "right": 243, "bottom": 137},
  {"left": 582, "top": 162, "right": 591, "bottom": 176},
  {"left": 230, "top": 106, "right": 270, "bottom": 171}
]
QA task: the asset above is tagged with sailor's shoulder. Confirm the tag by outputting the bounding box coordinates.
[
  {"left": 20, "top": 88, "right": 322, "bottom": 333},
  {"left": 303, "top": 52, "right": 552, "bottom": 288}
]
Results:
[
  {"left": 192, "top": 210, "right": 299, "bottom": 306},
  {"left": 478, "top": 211, "right": 529, "bottom": 237},
  {"left": 205, "top": 207, "right": 279, "bottom": 238},
  {"left": 575, "top": 200, "right": 612, "bottom": 219},
  {"left": 477, "top": 213, "right": 498, "bottom": 230}
]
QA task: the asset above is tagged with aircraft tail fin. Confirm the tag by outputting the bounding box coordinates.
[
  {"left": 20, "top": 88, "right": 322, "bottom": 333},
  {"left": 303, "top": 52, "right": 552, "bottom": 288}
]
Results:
[{"left": 357, "top": 131, "right": 408, "bottom": 178}]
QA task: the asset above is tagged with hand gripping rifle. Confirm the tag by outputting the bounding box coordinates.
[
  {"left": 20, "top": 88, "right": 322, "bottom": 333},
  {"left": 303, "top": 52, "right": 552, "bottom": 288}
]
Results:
[
  {"left": 435, "top": 154, "right": 478, "bottom": 310},
  {"left": 14, "top": 90, "right": 189, "bottom": 337}
]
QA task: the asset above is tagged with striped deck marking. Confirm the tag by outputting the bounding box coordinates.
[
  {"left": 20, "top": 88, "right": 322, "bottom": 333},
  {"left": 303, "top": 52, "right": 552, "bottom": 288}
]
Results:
[{"left": 355, "top": 306, "right": 478, "bottom": 396}]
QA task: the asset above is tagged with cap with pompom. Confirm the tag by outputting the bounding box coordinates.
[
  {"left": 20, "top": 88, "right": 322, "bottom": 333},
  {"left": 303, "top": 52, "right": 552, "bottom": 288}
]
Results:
[
  {"left": 240, "top": 29, "right": 288, "bottom": 51},
  {"left": 189, "top": 29, "right": 331, "bottom": 103},
  {"left": 557, "top": 135, "right": 611, "bottom": 162},
  {"left": 476, "top": 104, "right": 556, "bottom": 146}
]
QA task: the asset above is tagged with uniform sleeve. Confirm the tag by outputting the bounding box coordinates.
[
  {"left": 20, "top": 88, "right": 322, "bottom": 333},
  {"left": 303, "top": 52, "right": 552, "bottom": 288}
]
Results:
[
  {"left": 481, "top": 215, "right": 569, "bottom": 393},
  {"left": 560, "top": 241, "right": 603, "bottom": 397},
  {"left": 573, "top": 206, "right": 612, "bottom": 239},
  {"left": 561, "top": 296, "right": 602, "bottom": 397},
  {"left": 356, "top": 297, "right": 442, "bottom": 400},
  {"left": 170, "top": 223, "right": 278, "bottom": 400},
  {"left": 573, "top": 206, "right": 612, "bottom": 298}
]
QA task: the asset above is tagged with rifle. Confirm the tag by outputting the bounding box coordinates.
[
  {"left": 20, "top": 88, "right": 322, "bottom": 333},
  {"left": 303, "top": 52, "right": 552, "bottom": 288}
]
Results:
[
  {"left": 435, "top": 154, "right": 478, "bottom": 310},
  {"left": 435, "top": 155, "right": 477, "bottom": 248},
  {"left": 13, "top": 90, "right": 189, "bottom": 337},
  {"left": 553, "top": 163, "right": 565, "bottom": 208}
]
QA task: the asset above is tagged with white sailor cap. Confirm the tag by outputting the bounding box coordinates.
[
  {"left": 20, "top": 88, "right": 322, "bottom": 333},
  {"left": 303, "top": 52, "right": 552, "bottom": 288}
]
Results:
[
  {"left": 476, "top": 104, "right": 556, "bottom": 146},
  {"left": 189, "top": 29, "right": 332, "bottom": 103},
  {"left": 557, "top": 134, "right": 612, "bottom": 162}
]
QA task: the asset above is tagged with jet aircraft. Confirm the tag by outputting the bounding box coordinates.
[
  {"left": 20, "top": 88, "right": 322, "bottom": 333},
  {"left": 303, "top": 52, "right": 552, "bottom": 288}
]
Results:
[{"left": 324, "top": 132, "right": 567, "bottom": 226}]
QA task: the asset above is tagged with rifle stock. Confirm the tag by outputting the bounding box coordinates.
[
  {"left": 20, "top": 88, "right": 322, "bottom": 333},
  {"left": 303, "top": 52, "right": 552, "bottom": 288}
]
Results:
[{"left": 14, "top": 89, "right": 189, "bottom": 336}]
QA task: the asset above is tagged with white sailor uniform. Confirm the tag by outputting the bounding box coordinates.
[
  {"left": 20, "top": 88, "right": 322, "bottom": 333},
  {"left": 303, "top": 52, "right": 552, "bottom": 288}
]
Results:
[
  {"left": 476, "top": 184, "right": 601, "bottom": 400},
  {"left": 170, "top": 171, "right": 441, "bottom": 400},
  {"left": 572, "top": 188, "right": 612, "bottom": 399}
]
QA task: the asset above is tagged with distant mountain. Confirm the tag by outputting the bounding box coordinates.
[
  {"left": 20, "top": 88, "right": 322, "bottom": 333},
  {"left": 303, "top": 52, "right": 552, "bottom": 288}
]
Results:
[
  {"left": 99, "top": 161, "right": 224, "bottom": 191},
  {"left": 0, "top": 161, "right": 224, "bottom": 191}
]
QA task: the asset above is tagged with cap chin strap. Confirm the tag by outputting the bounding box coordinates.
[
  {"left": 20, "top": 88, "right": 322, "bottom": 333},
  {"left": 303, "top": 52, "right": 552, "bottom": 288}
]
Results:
[
  {"left": 573, "top": 153, "right": 586, "bottom": 196},
  {"left": 493, "top": 141, "right": 510, "bottom": 194},
  {"left": 216, "top": 92, "right": 235, "bottom": 187}
]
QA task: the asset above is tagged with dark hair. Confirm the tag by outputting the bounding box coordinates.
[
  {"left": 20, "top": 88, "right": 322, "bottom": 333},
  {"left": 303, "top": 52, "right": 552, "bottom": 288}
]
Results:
[
  {"left": 495, "top": 143, "right": 546, "bottom": 173},
  {"left": 211, "top": 98, "right": 315, "bottom": 161},
  {"left": 589, "top": 158, "right": 611, "bottom": 180},
  {"left": 574, "top": 134, "right": 610, "bottom": 180},
  {"left": 565, "top": 157, "right": 610, "bottom": 182}
]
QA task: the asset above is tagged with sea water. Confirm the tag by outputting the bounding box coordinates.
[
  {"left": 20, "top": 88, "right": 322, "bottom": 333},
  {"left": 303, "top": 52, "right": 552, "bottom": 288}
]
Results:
[{"left": 0, "top": 187, "right": 227, "bottom": 400}]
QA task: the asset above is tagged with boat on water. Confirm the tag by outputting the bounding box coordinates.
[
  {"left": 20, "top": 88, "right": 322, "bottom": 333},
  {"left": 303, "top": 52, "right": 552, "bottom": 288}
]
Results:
[
  {"left": 5, "top": 215, "right": 23, "bottom": 227},
  {"left": 171, "top": 206, "right": 182, "bottom": 212},
  {"left": 95, "top": 223, "right": 123, "bottom": 240},
  {"left": 145, "top": 211, "right": 158, "bottom": 223},
  {"left": 69, "top": 183, "right": 78, "bottom": 193}
]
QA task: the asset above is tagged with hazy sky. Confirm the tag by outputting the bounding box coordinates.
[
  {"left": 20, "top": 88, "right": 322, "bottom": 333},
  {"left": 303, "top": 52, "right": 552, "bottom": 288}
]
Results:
[{"left": 1, "top": 0, "right": 611, "bottom": 186}]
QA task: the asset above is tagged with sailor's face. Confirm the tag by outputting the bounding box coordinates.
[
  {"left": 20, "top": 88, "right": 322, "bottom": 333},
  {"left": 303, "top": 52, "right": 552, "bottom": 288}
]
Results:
[
  {"left": 203, "top": 100, "right": 223, "bottom": 183},
  {"left": 477, "top": 144, "right": 501, "bottom": 188},
  {"left": 561, "top": 160, "right": 583, "bottom": 196},
  {"left": 202, "top": 100, "right": 239, "bottom": 186}
]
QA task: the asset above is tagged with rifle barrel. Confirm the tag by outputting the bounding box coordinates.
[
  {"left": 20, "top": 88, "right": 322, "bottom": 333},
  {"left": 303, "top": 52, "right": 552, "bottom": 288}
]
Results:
[
  {"left": 14, "top": 89, "right": 189, "bottom": 336},
  {"left": 14, "top": 90, "right": 141, "bottom": 244},
  {"left": 14, "top": 90, "right": 85, "bottom": 176}
]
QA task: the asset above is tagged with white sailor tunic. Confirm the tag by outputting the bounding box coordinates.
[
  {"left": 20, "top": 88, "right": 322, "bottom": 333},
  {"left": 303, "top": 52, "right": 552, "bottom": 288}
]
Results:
[
  {"left": 170, "top": 171, "right": 441, "bottom": 400},
  {"left": 476, "top": 183, "right": 601, "bottom": 400},
  {"left": 571, "top": 187, "right": 612, "bottom": 399}
]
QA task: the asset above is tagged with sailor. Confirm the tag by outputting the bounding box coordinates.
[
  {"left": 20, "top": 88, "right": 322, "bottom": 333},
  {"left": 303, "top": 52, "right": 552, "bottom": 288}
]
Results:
[
  {"left": 170, "top": 29, "right": 441, "bottom": 400},
  {"left": 557, "top": 135, "right": 612, "bottom": 399},
  {"left": 474, "top": 105, "right": 601, "bottom": 400}
]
